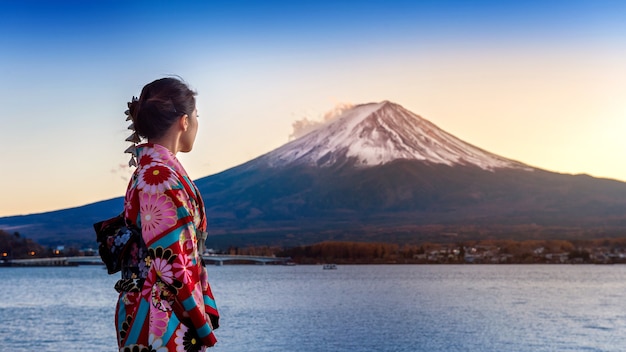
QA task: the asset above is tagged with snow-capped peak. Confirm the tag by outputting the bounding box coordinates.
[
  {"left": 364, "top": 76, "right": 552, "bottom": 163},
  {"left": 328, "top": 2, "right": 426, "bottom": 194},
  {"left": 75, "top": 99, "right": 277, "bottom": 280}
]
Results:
[{"left": 258, "top": 101, "right": 531, "bottom": 171}]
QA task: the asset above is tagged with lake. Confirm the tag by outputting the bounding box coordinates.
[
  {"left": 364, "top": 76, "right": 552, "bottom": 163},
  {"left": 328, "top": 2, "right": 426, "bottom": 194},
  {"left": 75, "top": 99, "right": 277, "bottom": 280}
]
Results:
[{"left": 1, "top": 264, "right": 626, "bottom": 351}]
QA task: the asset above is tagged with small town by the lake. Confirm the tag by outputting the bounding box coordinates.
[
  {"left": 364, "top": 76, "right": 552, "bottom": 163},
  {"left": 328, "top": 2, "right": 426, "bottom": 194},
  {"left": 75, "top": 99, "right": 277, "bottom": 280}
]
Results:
[{"left": 4, "top": 228, "right": 626, "bottom": 266}]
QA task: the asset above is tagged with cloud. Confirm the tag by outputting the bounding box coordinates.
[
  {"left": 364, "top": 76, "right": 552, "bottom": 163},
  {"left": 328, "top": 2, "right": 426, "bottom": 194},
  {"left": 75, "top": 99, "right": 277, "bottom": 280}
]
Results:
[
  {"left": 289, "top": 102, "right": 354, "bottom": 140},
  {"left": 111, "top": 163, "right": 132, "bottom": 183}
]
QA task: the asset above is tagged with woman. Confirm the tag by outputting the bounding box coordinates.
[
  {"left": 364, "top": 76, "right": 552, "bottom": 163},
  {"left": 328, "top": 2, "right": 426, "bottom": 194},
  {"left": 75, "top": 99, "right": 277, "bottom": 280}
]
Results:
[{"left": 117, "top": 77, "right": 218, "bottom": 351}]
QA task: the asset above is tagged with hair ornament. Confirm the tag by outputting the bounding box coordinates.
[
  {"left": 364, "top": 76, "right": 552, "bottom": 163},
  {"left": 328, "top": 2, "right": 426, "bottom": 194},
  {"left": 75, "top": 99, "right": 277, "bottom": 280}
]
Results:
[
  {"left": 124, "top": 145, "right": 137, "bottom": 154},
  {"left": 124, "top": 96, "right": 140, "bottom": 167},
  {"left": 127, "top": 96, "right": 138, "bottom": 108},
  {"left": 128, "top": 156, "right": 138, "bottom": 167},
  {"left": 125, "top": 142, "right": 139, "bottom": 167},
  {"left": 125, "top": 133, "right": 141, "bottom": 143}
]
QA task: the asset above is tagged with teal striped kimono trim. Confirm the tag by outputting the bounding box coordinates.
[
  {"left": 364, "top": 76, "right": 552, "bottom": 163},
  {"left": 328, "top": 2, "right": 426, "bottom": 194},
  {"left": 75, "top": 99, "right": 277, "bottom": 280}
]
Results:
[
  {"left": 182, "top": 295, "right": 197, "bottom": 311},
  {"left": 125, "top": 299, "right": 149, "bottom": 344},
  {"left": 181, "top": 176, "right": 199, "bottom": 198},
  {"left": 197, "top": 323, "right": 212, "bottom": 338},
  {"left": 180, "top": 296, "right": 213, "bottom": 337},
  {"left": 151, "top": 225, "right": 185, "bottom": 249},
  {"left": 161, "top": 312, "right": 179, "bottom": 344},
  {"left": 117, "top": 295, "right": 127, "bottom": 334},
  {"left": 176, "top": 205, "right": 191, "bottom": 219},
  {"left": 204, "top": 295, "right": 217, "bottom": 311}
]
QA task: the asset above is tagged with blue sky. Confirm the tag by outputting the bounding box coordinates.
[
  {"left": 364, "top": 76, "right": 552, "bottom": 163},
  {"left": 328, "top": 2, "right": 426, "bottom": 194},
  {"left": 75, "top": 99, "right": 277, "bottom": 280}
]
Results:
[{"left": 1, "top": 0, "right": 626, "bottom": 216}]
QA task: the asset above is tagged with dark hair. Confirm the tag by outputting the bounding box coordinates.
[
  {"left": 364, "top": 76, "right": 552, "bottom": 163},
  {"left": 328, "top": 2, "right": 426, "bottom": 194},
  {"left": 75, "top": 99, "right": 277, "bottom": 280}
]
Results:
[{"left": 128, "top": 77, "right": 196, "bottom": 139}]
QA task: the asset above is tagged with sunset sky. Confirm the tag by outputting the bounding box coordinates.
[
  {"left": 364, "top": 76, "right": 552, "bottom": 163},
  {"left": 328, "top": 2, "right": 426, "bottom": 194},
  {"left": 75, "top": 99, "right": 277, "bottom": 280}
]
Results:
[{"left": 1, "top": 0, "right": 625, "bottom": 217}]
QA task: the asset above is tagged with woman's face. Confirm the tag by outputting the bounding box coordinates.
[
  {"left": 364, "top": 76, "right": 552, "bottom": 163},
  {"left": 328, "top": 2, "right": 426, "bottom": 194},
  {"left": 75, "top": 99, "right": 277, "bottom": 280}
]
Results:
[{"left": 180, "top": 108, "right": 198, "bottom": 153}]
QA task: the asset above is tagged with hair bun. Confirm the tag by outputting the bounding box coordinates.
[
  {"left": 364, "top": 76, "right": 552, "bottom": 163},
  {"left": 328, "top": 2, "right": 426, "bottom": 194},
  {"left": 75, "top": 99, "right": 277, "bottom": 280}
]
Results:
[{"left": 123, "top": 77, "right": 197, "bottom": 164}]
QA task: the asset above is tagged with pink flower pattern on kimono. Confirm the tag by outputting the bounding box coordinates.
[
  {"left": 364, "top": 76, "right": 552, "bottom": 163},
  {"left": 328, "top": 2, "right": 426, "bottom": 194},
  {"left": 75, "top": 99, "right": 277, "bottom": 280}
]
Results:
[
  {"left": 139, "top": 191, "right": 177, "bottom": 243},
  {"left": 174, "top": 324, "right": 204, "bottom": 352},
  {"left": 174, "top": 325, "right": 190, "bottom": 352},
  {"left": 149, "top": 306, "right": 169, "bottom": 337},
  {"left": 173, "top": 253, "right": 193, "bottom": 284},
  {"left": 124, "top": 194, "right": 135, "bottom": 214},
  {"left": 152, "top": 257, "right": 175, "bottom": 285}
]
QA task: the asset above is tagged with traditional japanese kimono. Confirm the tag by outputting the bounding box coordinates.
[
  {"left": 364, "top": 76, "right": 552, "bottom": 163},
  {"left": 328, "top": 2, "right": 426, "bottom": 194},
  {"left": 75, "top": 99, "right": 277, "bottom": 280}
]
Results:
[{"left": 116, "top": 143, "right": 219, "bottom": 351}]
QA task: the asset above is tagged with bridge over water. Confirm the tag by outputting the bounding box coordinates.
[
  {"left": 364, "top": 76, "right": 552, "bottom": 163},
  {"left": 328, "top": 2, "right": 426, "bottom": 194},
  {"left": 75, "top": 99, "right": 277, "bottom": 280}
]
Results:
[
  {"left": 3, "top": 254, "right": 291, "bottom": 267},
  {"left": 202, "top": 254, "right": 291, "bottom": 265}
]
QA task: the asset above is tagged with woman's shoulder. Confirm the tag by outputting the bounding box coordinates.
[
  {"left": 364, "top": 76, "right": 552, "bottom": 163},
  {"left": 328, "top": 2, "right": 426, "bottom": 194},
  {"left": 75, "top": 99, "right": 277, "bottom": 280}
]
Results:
[
  {"left": 134, "top": 161, "right": 184, "bottom": 195},
  {"left": 136, "top": 143, "right": 187, "bottom": 174}
]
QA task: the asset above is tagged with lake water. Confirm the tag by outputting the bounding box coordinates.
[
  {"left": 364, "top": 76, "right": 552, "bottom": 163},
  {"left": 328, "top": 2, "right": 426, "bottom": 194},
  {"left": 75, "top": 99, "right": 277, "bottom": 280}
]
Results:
[{"left": 1, "top": 264, "right": 626, "bottom": 351}]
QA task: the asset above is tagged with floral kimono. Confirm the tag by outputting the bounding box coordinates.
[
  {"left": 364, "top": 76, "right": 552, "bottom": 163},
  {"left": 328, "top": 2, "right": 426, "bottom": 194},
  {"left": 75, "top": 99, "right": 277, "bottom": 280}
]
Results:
[{"left": 116, "top": 143, "right": 219, "bottom": 351}]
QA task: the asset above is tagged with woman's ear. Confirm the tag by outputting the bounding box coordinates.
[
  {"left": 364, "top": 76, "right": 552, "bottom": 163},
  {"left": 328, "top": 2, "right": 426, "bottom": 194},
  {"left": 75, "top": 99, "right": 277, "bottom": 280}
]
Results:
[{"left": 180, "top": 114, "right": 189, "bottom": 131}]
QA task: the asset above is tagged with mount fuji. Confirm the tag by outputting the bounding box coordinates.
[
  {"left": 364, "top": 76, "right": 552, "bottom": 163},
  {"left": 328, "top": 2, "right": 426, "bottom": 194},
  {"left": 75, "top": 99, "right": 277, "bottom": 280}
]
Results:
[
  {"left": 193, "top": 101, "right": 626, "bottom": 247},
  {"left": 257, "top": 101, "right": 531, "bottom": 171},
  {"left": 3, "top": 101, "right": 626, "bottom": 248}
]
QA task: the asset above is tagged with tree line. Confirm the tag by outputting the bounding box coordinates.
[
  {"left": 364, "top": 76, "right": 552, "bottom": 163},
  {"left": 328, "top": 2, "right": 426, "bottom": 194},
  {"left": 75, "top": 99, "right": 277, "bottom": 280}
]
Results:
[
  {"left": 0, "top": 230, "right": 50, "bottom": 259},
  {"left": 5, "top": 227, "right": 626, "bottom": 264},
  {"left": 244, "top": 238, "right": 626, "bottom": 264}
]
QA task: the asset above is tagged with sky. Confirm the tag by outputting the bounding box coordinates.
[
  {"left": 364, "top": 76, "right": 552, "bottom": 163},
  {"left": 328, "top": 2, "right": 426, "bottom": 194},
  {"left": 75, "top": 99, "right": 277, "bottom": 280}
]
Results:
[{"left": 1, "top": 0, "right": 625, "bottom": 217}]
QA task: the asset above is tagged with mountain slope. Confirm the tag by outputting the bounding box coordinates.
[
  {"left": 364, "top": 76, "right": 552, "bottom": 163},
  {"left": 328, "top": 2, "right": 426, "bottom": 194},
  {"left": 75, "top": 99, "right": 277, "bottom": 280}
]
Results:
[
  {"left": 192, "top": 102, "right": 626, "bottom": 246},
  {"left": 2, "top": 101, "right": 626, "bottom": 248},
  {"left": 0, "top": 197, "right": 123, "bottom": 247}
]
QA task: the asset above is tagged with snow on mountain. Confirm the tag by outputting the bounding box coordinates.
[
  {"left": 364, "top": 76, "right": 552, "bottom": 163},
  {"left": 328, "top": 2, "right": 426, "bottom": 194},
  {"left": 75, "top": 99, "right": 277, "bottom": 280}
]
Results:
[{"left": 258, "top": 101, "right": 533, "bottom": 171}]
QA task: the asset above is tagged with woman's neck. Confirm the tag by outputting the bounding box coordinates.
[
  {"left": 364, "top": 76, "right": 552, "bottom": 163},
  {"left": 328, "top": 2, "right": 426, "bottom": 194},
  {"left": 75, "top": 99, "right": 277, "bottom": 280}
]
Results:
[{"left": 149, "top": 131, "right": 181, "bottom": 154}]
